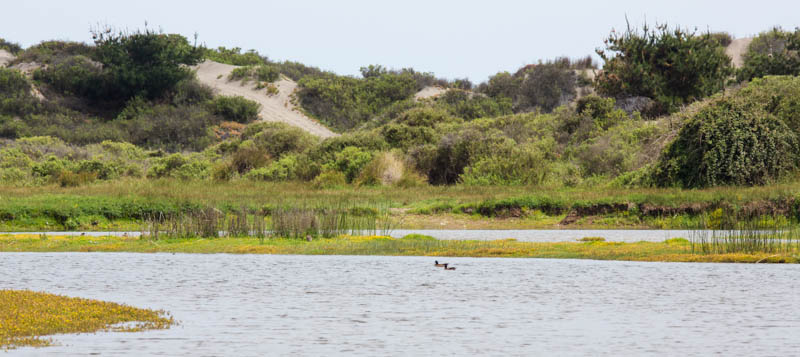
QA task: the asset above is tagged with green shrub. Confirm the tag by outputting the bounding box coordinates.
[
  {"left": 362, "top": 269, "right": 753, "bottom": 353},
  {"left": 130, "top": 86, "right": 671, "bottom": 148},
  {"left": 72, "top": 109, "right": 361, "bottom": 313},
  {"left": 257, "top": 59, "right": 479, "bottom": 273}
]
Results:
[
  {"left": 57, "top": 170, "right": 97, "bottom": 187},
  {"left": 516, "top": 61, "right": 577, "bottom": 112},
  {"left": 92, "top": 27, "right": 203, "bottom": 101},
  {"left": 33, "top": 55, "right": 105, "bottom": 98},
  {"left": 653, "top": 94, "right": 799, "bottom": 187},
  {"left": 172, "top": 78, "right": 214, "bottom": 105},
  {"left": 228, "top": 65, "right": 280, "bottom": 84},
  {"left": 209, "top": 96, "right": 261, "bottom": 123},
  {"left": 0, "top": 38, "right": 22, "bottom": 54},
  {"left": 203, "top": 47, "right": 266, "bottom": 66},
  {"left": 380, "top": 124, "right": 438, "bottom": 150},
  {"left": 245, "top": 154, "right": 299, "bottom": 181},
  {"left": 32, "top": 156, "right": 73, "bottom": 180},
  {"left": 0, "top": 148, "right": 33, "bottom": 169},
  {"left": 595, "top": 22, "right": 732, "bottom": 115},
  {"left": 0, "top": 68, "right": 39, "bottom": 116},
  {"left": 297, "top": 68, "right": 417, "bottom": 130},
  {"left": 738, "top": 27, "right": 800, "bottom": 82},
  {"left": 147, "top": 153, "right": 211, "bottom": 180},
  {"left": 460, "top": 144, "right": 550, "bottom": 185},
  {"left": 11, "top": 40, "right": 93, "bottom": 65},
  {"left": 311, "top": 170, "right": 347, "bottom": 189},
  {"left": 437, "top": 90, "right": 512, "bottom": 120},
  {"left": 245, "top": 122, "right": 318, "bottom": 158},
  {"left": 75, "top": 159, "right": 122, "bottom": 180},
  {"left": 333, "top": 146, "right": 373, "bottom": 183}
]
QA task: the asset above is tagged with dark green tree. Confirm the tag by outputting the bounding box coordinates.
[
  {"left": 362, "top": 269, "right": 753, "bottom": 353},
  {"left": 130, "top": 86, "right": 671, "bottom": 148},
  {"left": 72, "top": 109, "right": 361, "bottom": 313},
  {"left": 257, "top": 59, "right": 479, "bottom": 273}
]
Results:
[
  {"left": 595, "top": 22, "right": 732, "bottom": 115},
  {"left": 737, "top": 27, "right": 800, "bottom": 82},
  {"left": 91, "top": 27, "right": 203, "bottom": 101}
]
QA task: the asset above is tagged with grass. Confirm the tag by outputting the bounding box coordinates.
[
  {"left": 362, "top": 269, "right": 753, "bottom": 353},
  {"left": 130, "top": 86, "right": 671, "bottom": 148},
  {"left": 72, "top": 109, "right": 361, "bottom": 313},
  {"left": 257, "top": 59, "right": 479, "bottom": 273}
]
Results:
[
  {"left": 0, "top": 179, "right": 797, "bottom": 231},
  {"left": 1, "top": 234, "right": 797, "bottom": 264},
  {"left": 0, "top": 290, "right": 174, "bottom": 350}
]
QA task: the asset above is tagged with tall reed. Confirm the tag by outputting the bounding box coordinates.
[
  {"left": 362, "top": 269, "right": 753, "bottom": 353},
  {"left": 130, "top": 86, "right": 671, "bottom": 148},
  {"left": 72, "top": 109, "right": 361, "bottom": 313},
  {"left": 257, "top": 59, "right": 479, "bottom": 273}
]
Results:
[{"left": 689, "top": 214, "right": 800, "bottom": 255}]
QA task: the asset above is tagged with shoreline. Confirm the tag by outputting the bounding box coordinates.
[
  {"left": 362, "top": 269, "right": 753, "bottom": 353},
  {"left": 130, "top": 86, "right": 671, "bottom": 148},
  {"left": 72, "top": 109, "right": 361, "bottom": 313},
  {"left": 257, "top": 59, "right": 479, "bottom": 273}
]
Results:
[{"left": 1, "top": 234, "right": 796, "bottom": 264}]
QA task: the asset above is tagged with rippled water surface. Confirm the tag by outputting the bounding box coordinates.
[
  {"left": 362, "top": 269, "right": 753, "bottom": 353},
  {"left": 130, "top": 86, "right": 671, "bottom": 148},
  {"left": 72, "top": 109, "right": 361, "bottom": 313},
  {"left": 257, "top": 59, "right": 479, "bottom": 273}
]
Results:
[{"left": 2, "top": 253, "right": 799, "bottom": 356}]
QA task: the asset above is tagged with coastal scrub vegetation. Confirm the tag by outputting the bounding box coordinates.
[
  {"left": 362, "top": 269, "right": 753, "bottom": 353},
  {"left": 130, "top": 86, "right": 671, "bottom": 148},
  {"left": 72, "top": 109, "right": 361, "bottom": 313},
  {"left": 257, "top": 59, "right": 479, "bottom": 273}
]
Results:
[{"left": 2, "top": 21, "right": 800, "bottom": 231}]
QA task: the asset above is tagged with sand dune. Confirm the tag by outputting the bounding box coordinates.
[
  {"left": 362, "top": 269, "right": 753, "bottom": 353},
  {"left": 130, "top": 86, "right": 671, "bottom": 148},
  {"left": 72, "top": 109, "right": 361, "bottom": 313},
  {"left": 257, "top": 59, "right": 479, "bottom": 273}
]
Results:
[
  {"left": 726, "top": 37, "right": 753, "bottom": 68},
  {"left": 415, "top": 86, "right": 448, "bottom": 101},
  {"left": 192, "top": 60, "right": 337, "bottom": 138},
  {"left": 0, "top": 49, "right": 14, "bottom": 67}
]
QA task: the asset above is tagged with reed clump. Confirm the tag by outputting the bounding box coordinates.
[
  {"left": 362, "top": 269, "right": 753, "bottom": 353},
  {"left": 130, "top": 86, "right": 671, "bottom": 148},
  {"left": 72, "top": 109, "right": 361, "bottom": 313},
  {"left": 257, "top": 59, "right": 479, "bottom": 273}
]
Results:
[
  {"left": 689, "top": 213, "right": 800, "bottom": 255},
  {"left": 141, "top": 203, "right": 394, "bottom": 240}
]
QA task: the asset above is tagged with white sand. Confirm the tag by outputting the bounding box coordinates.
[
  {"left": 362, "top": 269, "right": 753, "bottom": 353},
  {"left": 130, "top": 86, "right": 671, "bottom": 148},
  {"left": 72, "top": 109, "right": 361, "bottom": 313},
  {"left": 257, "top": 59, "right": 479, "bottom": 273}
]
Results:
[
  {"left": 726, "top": 37, "right": 753, "bottom": 68},
  {"left": 192, "top": 60, "right": 337, "bottom": 138},
  {"left": 0, "top": 49, "right": 15, "bottom": 67},
  {"left": 414, "top": 86, "right": 447, "bottom": 101}
]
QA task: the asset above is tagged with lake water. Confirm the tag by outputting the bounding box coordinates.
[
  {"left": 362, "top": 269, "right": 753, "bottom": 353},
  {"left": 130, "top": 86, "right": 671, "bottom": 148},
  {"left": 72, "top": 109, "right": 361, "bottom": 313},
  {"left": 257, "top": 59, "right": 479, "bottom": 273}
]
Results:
[
  {"left": 2, "top": 253, "right": 799, "bottom": 356},
  {"left": 5, "top": 229, "right": 696, "bottom": 242}
]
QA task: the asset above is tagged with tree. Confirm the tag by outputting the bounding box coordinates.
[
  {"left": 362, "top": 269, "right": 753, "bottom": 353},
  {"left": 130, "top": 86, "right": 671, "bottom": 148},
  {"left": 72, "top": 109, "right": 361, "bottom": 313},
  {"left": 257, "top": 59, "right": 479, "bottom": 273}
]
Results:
[
  {"left": 737, "top": 27, "right": 800, "bottom": 82},
  {"left": 595, "top": 22, "right": 732, "bottom": 115},
  {"left": 91, "top": 27, "right": 203, "bottom": 101}
]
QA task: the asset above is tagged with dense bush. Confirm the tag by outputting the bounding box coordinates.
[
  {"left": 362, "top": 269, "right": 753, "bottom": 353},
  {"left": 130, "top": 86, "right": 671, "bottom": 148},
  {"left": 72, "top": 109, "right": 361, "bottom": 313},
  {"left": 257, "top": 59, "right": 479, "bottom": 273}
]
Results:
[
  {"left": 297, "top": 68, "right": 418, "bottom": 130},
  {"left": 0, "top": 68, "right": 39, "bottom": 116},
  {"left": 33, "top": 55, "right": 105, "bottom": 98},
  {"left": 653, "top": 78, "right": 800, "bottom": 187},
  {"left": 228, "top": 64, "right": 280, "bottom": 83},
  {"left": 595, "top": 22, "right": 732, "bottom": 115},
  {"left": 11, "top": 40, "right": 93, "bottom": 65},
  {"left": 147, "top": 153, "right": 211, "bottom": 180},
  {"left": 332, "top": 146, "right": 373, "bottom": 183},
  {"left": 244, "top": 122, "right": 318, "bottom": 158},
  {"left": 208, "top": 96, "right": 261, "bottom": 123},
  {"left": 204, "top": 47, "right": 266, "bottom": 66},
  {"left": 0, "top": 38, "right": 22, "bottom": 54},
  {"left": 737, "top": 27, "right": 800, "bottom": 82},
  {"left": 92, "top": 27, "right": 204, "bottom": 102},
  {"left": 516, "top": 62, "right": 577, "bottom": 112}
]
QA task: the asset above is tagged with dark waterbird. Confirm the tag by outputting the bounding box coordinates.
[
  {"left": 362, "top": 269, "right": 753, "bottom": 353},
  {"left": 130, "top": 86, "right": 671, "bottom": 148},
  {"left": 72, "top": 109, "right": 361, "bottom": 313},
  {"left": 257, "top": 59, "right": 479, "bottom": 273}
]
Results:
[
  {"left": 444, "top": 264, "right": 456, "bottom": 271},
  {"left": 434, "top": 260, "right": 447, "bottom": 267}
]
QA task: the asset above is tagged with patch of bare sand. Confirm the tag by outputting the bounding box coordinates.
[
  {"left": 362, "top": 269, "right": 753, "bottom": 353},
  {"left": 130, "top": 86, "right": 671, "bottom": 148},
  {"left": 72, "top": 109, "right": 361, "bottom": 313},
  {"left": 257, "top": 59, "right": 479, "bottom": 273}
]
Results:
[
  {"left": 0, "top": 49, "right": 15, "bottom": 67},
  {"left": 192, "top": 60, "right": 337, "bottom": 138},
  {"left": 726, "top": 37, "right": 753, "bottom": 68}
]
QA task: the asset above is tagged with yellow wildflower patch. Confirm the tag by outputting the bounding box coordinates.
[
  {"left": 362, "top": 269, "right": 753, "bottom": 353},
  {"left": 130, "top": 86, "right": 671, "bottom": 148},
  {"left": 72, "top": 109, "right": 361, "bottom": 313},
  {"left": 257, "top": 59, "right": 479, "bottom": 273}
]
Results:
[{"left": 0, "top": 290, "right": 174, "bottom": 350}]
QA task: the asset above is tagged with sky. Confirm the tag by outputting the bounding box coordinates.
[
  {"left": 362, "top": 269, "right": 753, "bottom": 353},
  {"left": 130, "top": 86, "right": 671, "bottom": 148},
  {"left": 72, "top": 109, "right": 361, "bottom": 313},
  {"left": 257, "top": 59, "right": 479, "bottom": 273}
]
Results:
[{"left": 2, "top": 0, "right": 799, "bottom": 82}]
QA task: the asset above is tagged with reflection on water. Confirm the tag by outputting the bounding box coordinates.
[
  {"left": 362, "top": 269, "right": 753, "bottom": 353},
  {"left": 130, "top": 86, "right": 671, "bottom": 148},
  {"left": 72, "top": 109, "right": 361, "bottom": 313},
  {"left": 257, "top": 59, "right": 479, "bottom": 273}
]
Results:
[{"left": 1, "top": 253, "right": 799, "bottom": 356}]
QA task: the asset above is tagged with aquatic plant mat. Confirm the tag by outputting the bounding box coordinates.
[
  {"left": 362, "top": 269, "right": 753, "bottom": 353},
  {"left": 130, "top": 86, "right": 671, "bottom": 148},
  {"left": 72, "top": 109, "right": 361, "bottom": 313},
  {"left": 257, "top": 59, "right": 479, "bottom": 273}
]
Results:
[
  {"left": 1, "top": 234, "right": 797, "bottom": 264},
  {"left": 0, "top": 290, "right": 174, "bottom": 350}
]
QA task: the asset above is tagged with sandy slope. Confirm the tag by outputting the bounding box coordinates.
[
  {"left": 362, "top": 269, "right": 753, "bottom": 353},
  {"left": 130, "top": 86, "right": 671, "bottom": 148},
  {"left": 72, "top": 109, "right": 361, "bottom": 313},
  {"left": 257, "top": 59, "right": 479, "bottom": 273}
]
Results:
[
  {"left": 0, "top": 49, "right": 14, "bottom": 67},
  {"left": 193, "top": 60, "right": 337, "bottom": 138},
  {"left": 726, "top": 37, "right": 753, "bottom": 68},
  {"left": 415, "top": 86, "right": 448, "bottom": 100}
]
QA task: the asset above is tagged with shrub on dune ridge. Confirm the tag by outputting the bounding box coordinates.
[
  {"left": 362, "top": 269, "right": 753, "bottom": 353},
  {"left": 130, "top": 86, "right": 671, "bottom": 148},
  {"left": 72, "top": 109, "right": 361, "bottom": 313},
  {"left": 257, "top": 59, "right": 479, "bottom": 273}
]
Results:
[{"left": 595, "top": 21, "right": 732, "bottom": 116}]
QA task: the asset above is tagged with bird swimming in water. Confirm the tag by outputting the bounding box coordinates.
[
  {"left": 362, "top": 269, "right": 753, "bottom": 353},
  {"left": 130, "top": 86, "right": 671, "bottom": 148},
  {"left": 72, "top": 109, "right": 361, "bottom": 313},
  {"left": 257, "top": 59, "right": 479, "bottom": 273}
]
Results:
[
  {"left": 443, "top": 263, "right": 456, "bottom": 270},
  {"left": 434, "top": 260, "right": 447, "bottom": 267}
]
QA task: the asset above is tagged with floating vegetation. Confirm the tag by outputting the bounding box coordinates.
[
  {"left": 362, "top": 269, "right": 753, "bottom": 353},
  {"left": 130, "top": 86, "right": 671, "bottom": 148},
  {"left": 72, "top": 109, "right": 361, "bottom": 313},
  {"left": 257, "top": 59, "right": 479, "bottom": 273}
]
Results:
[{"left": 0, "top": 290, "right": 174, "bottom": 349}]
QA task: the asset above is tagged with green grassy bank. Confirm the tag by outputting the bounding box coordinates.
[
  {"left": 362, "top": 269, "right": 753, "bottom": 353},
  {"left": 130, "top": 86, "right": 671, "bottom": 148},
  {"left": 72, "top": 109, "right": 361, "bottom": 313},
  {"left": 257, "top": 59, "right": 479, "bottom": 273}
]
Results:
[
  {"left": 1, "top": 234, "right": 797, "bottom": 264},
  {"left": 0, "top": 179, "right": 798, "bottom": 231}
]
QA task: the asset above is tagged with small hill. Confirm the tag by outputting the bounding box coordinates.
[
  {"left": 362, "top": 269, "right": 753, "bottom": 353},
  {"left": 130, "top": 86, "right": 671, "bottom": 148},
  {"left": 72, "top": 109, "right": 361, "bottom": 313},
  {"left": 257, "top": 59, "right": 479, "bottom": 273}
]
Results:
[{"left": 193, "top": 60, "right": 338, "bottom": 138}]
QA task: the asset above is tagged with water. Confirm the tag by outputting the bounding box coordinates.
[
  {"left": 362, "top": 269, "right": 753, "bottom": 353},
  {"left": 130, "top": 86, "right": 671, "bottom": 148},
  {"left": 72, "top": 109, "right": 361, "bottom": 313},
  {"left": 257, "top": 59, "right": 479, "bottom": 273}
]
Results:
[
  {"left": 1, "top": 253, "right": 799, "bottom": 356},
  {"left": 5, "top": 229, "right": 696, "bottom": 242}
]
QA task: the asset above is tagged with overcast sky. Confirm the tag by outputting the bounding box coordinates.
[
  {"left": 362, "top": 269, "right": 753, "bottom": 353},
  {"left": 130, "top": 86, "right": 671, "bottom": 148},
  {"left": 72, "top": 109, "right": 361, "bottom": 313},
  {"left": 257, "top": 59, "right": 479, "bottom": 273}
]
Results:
[{"left": 2, "top": 0, "right": 798, "bottom": 81}]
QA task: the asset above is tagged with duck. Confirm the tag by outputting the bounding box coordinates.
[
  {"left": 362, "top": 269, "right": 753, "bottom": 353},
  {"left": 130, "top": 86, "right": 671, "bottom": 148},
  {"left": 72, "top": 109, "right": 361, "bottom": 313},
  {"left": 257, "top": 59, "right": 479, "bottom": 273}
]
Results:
[
  {"left": 434, "top": 260, "right": 447, "bottom": 267},
  {"left": 444, "top": 264, "right": 456, "bottom": 271}
]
